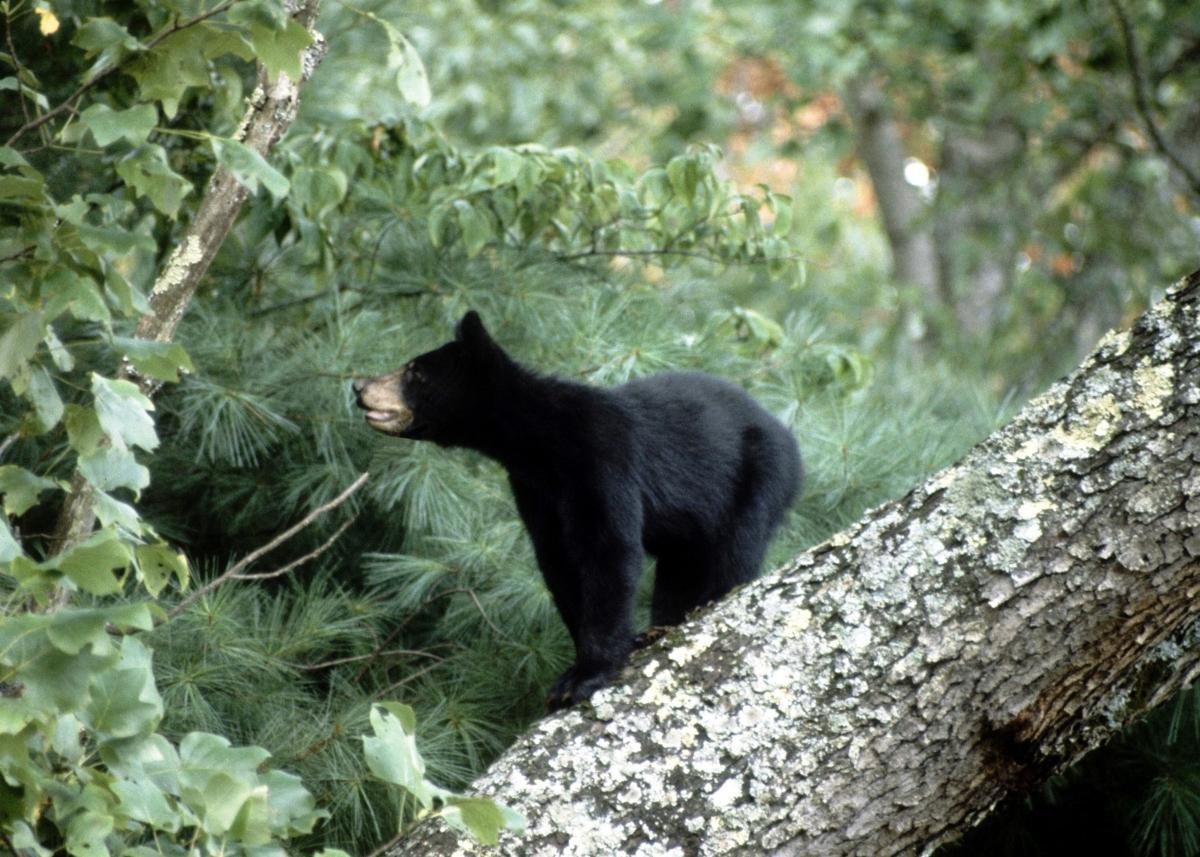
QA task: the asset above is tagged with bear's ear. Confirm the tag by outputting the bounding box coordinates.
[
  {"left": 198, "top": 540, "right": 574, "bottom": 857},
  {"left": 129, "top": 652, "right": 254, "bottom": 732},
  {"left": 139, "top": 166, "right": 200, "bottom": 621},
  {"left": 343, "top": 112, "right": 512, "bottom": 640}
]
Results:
[{"left": 456, "top": 310, "right": 496, "bottom": 357}]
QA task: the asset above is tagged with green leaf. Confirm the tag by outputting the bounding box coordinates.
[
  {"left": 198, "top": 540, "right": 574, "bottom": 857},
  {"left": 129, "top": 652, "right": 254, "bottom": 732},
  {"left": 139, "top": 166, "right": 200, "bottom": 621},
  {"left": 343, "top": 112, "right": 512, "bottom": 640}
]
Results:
[
  {"left": 65, "top": 404, "right": 105, "bottom": 457},
  {"left": 79, "top": 446, "right": 150, "bottom": 495},
  {"left": 113, "top": 337, "right": 194, "bottom": 383},
  {"left": 0, "top": 311, "right": 44, "bottom": 380},
  {"left": 362, "top": 703, "right": 446, "bottom": 809},
  {"left": 92, "top": 373, "right": 158, "bottom": 452},
  {"left": 72, "top": 18, "right": 140, "bottom": 57},
  {"left": 56, "top": 530, "right": 131, "bottom": 596},
  {"left": 42, "top": 267, "right": 110, "bottom": 324},
  {"left": 116, "top": 145, "right": 192, "bottom": 219},
  {"left": 0, "top": 174, "right": 44, "bottom": 200},
  {"left": 0, "top": 514, "right": 21, "bottom": 563},
  {"left": 454, "top": 200, "right": 491, "bottom": 257},
  {"left": 0, "top": 465, "right": 59, "bottom": 516},
  {"left": 126, "top": 25, "right": 253, "bottom": 117},
  {"left": 248, "top": 20, "right": 313, "bottom": 81},
  {"left": 79, "top": 103, "right": 158, "bottom": 147},
  {"left": 213, "top": 138, "right": 290, "bottom": 200},
  {"left": 93, "top": 491, "right": 144, "bottom": 534},
  {"left": 262, "top": 768, "right": 325, "bottom": 834},
  {"left": 85, "top": 636, "right": 163, "bottom": 739},
  {"left": 105, "top": 266, "right": 152, "bottom": 316},
  {"left": 112, "top": 777, "right": 179, "bottom": 832},
  {"left": 353, "top": 8, "right": 431, "bottom": 107},
  {"left": 24, "top": 365, "right": 64, "bottom": 432},
  {"left": 134, "top": 543, "right": 189, "bottom": 597},
  {"left": 441, "top": 797, "right": 512, "bottom": 845}
]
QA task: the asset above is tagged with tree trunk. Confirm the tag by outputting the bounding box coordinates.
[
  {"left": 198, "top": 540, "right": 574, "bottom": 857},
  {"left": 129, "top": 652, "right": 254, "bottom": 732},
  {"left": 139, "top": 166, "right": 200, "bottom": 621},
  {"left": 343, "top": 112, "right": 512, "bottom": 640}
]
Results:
[
  {"left": 48, "top": 1, "right": 326, "bottom": 558},
  {"left": 391, "top": 269, "right": 1200, "bottom": 857},
  {"left": 844, "top": 77, "right": 942, "bottom": 340}
]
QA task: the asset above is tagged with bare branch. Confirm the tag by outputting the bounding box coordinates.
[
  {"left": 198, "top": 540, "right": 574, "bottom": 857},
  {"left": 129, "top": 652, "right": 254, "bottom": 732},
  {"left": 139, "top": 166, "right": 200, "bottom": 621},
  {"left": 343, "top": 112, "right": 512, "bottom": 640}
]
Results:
[
  {"left": 232, "top": 515, "right": 357, "bottom": 581},
  {"left": 1107, "top": 0, "right": 1200, "bottom": 198},
  {"left": 302, "top": 647, "right": 446, "bottom": 672},
  {"left": 167, "top": 472, "right": 368, "bottom": 619}
]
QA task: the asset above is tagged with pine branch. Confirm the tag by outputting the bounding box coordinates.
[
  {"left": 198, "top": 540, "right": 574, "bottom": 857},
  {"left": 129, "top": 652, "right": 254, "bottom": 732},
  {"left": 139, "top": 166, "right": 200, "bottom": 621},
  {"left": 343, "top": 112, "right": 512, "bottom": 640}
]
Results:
[{"left": 168, "top": 471, "right": 368, "bottom": 619}]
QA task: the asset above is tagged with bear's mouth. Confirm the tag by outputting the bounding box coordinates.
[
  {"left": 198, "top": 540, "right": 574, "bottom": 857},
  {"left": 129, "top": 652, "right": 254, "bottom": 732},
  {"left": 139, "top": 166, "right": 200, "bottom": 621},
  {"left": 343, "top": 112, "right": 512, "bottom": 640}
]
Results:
[{"left": 362, "top": 407, "right": 415, "bottom": 433}]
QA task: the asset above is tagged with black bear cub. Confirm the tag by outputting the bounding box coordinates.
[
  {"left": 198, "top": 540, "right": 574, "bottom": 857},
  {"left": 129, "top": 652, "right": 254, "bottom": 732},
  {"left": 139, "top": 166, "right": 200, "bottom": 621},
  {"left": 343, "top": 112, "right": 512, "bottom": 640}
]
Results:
[{"left": 354, "top": 312, "right": 802, "bottom": 709}]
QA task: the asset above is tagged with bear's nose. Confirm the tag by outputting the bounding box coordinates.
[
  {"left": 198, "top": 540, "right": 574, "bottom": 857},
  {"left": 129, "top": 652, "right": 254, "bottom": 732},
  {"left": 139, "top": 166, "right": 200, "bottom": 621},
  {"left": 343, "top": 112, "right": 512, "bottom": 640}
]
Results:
[{"left": 352, "top": 378, "right": 366, "bottom": 394}]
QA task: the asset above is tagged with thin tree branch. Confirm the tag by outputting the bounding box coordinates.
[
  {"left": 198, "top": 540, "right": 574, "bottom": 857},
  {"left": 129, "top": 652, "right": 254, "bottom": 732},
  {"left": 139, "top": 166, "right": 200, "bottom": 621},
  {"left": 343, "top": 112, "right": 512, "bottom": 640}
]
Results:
[
  {"left": 231, "top": 515, "right": 357, "bottom": 581},
  {"left": 1106, "top": 0, "right": 1200, "bottom": 198},
  {"left": 167, "top": 472, "right": 368, "bottom": 619},
  {"left": 5, "top": 0, "right": 237, "bottom": 146},
  {"left": 302, "top": 647, "right": 446, "bottom": 672}
]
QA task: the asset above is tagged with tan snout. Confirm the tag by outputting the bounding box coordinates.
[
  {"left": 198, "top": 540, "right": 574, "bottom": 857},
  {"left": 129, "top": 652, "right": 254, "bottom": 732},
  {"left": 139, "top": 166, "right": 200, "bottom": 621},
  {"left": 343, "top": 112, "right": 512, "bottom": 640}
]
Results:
[{"left": 353, "top": 371, "right": 414, "bottom": 435}]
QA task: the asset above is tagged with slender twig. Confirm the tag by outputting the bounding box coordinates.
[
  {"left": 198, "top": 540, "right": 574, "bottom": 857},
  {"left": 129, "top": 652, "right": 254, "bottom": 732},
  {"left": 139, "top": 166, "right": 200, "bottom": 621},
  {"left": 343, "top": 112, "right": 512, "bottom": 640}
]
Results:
[
  {"left": 1106, "top": 0, "right": 1200, "bottom": 198},
  {"left": 0, "top": 434, "right": 17, "bottom": 462},
  {"left": 5, "top": 0, "right": 237, "bottom": 146},
  {"left": 302, "top": 647, "right": 445, "bottom": 672},
  {"left": 232, "top": 515, "right": 356, "bottom": 580},
  {"left": 4, "top": 6, "right": 33, "bottom": 133},
  {"left": 376, "top": 660, "right": 443, "bottom": 699},
  {"left": 167, "top": 472, "right": 368, "bottom": 619}
]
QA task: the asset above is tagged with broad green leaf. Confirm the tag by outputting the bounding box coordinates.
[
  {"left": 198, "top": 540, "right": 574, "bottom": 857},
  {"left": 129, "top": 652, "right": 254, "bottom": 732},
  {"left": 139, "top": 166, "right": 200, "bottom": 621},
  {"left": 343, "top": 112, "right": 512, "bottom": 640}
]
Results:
[
  {"left": 42, "top": 267, "right": 110, "bottom": 324},
  {"left": 352, "top": 7, "right": 431, "bottom": 107},
  {"left": 86, "top": 637, "right": 163, "bottom": 739},
  {"left": 179, "top": 732, "right": 271, "bottom": 782},
  {"left": 113, "top": 337, "right": 194, "bottom": 383},
  {"left": 362, "top": 703, "right": 445, "bottom": 809},
  {"left": 0, "top": 311, "right": 44, "bottom": 380},
  {"left": 65, "top": 810, "right": 114, "bottom": 857},
  {"left": 134, "top": 543, "right": 189, "bottom": 597},
  {"left": 105, "top": 266, "right": 152, "bottom": 315},
  {"left": 291, "top": 167, "right": 348, "bottom": 217},
  {"left": 65, "top": 404, "right": 105, "bottom": 457},
  {"left": 0, "top": 465, "right": 59, "bottom": 516},
  {"left": 0, "top": 174, "right": 44, "bottom": 200},
  {"left": 72, "top": 18, "right": 140, "bottom": 57},
  {"left": 79, "top": 446, "right": 150, "bottom": 495},
  {"left": 248, "top": 20, "right": 313, "bottom": 81},
  {"left": 228, "top": 783, "right": 271, "bottom": 844},
  {"left": 92, "top": 373, "right": 158, "bottom": 452},
  {"left": 441, "top": 797, "right": 511, "bottom": 845},
  {"left": 93, "top": 491, "right": 144, "bottom": 534},
  {"left": 79, "top": 103, "right": 158, "bottom": 147},
  {"left": 263, "top": 769, "right": 325, "bottom": 835},
  {"left": 56, "top": 529, "right": 132, "bottom": 595},
  {"left": 0, "top": 77, "right": 48, "bottom": 109},
  {"left": 212, "top": 138, "right": 290, "bottom": 200},
  {"left": 126, "top": 25, "right": 252, "bottom": 117},
  {"left": 111, "top": 777, "right": 179, "bottom": 831},
  {"left": 454, "top": 200, "right": 491, "bottom": 258},
  {"left": 116, "top": 145, "right": 192, "bottom": 219},
  {"left": 24, "top": 365, "right": 64, "bottom": 433}
]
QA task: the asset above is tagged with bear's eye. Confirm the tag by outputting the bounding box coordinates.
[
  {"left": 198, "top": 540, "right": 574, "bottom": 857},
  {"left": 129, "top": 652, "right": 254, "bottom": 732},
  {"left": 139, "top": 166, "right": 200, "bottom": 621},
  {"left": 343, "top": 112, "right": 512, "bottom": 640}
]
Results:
[{"left": 406, "top": 366, "right": 425, "bottom": 385}]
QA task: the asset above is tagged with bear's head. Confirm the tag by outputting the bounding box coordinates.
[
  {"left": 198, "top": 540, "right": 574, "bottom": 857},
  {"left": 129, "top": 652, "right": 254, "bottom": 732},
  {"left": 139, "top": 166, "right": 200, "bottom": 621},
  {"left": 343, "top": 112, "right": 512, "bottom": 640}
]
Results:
[{"left": 352, "top": 311, "right": 502, "bottom": 445}]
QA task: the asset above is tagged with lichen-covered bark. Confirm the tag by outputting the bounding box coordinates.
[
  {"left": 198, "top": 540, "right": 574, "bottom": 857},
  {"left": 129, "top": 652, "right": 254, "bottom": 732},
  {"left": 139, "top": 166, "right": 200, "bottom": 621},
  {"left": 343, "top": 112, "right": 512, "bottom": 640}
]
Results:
[{"left": 391, "top": 270, "right": 1200, "bottom": 857}]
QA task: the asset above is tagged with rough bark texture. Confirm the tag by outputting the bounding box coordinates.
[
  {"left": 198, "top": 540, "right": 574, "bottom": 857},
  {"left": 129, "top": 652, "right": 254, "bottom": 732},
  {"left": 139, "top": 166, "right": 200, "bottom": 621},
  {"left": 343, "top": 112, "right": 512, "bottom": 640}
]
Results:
[
  {"left": 48, "top": 2, "right": 325, "bottom": 557},
  {"left": 391, "top": 270, "right": 1200, "bottom": 857}
]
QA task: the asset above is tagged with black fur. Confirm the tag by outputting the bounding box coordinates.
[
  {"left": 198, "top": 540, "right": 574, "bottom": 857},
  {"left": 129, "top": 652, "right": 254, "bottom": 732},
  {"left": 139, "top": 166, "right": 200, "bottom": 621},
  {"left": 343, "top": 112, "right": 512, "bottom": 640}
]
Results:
[{"left": 354, "top": 311, "right": 802, "bottom": 709}]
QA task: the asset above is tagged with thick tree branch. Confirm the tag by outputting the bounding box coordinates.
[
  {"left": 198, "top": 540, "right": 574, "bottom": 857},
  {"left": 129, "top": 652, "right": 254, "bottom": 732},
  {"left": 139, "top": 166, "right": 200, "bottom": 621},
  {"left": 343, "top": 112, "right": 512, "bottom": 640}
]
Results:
[{"left": 390, "top": 269, "right": 1200, "bottom": 856}]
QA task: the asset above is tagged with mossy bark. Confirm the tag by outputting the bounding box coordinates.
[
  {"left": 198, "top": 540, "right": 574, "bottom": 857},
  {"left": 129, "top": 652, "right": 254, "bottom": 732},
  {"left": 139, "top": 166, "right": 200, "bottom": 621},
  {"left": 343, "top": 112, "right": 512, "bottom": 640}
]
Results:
[{"left": 391, "top": 270, "right": 1200, "bottom": 857}]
